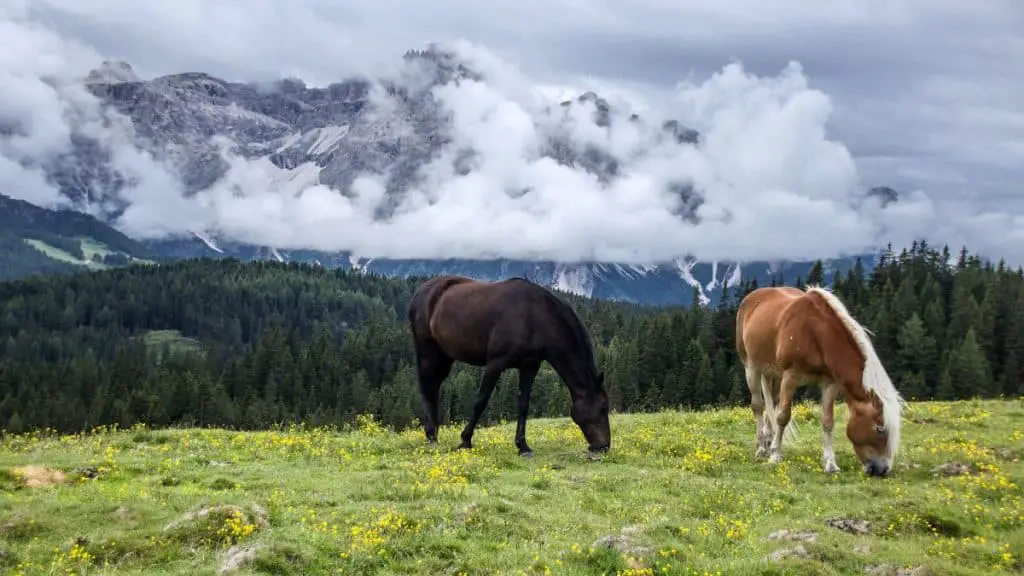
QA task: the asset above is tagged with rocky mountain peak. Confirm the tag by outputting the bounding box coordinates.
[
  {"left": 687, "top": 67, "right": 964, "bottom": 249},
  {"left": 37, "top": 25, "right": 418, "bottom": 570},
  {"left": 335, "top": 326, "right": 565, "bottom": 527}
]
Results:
[
  {"left": 402, "top": 44, "right": 483, "bottom": 85},
  {"left": 867, "top": 185, "right": 899, "bottom": 207},
  {"left": 561, "top": 91, "right": 613, "bottom": 128},
  {"left": 84, "top": 60, "right": 140, "bottom": 85}
]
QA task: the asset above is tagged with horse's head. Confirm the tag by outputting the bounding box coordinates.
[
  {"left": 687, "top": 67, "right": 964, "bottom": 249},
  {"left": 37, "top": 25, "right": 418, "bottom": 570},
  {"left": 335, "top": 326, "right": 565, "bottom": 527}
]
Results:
[
  {"left": 846, "top": 394, "right": 891, "bottom": 477},
  {"left": 570, "top": 370, "right": 611, "bottom": 458}
]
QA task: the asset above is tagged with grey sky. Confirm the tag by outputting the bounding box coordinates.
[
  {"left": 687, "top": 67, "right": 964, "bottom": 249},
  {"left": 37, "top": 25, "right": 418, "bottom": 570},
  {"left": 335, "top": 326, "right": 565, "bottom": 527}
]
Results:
[{"left": 23, "top": 0, "right": 1023, "bottom": 207}]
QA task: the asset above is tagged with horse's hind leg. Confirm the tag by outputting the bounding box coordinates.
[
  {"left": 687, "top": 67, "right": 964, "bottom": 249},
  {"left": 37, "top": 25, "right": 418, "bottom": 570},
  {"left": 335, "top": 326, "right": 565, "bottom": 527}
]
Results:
[
  {"left": 744, "top": 362, "right": 769, "bottom": 458},
  {"left": 514, "top": 361, "right": 541, "bottom": 457},
  {"left": 768, "top": 370, "right": 799, "bottom": 464},
  {"left": 416, "top": 344, "right": 453, "bottom": 444}
]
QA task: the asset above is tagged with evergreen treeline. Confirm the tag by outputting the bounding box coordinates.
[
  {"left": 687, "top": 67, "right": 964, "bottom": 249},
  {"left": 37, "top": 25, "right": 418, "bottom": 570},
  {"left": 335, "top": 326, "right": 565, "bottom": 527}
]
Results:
[{"left": 0, "top": 241, "right": 1020, "bottom": 435}]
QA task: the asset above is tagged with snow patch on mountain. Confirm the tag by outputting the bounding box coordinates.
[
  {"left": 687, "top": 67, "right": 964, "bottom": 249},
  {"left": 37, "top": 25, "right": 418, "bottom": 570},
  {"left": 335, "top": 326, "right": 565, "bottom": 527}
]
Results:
[
  {"left": 706, "top": 261, "right": 720, "bottom": 292},
  {"left": 553, "top": 264, "right": 596, "bottom": 297},
  {"left": 672, "top": 257, "right": 711, "bottom": 306},
  {"left": 308, "top": 125, "right": 352, "bottom": 156},
  {"left": 191, "top": 231, "right": 224, "bottom": 254},
  {"left": 726, "top": 263, "right": 742, "bottom": 291}
]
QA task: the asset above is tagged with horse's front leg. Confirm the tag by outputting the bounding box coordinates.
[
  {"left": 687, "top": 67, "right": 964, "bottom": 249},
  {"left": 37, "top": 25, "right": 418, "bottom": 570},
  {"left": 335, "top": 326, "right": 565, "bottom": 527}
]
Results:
[
  {"left": 458, "top": 365, "right": 503, "bottom": 450},
  {"left": 821, "top": 382, "right": 841, "bottom": 474},
  {"left": 514, "top": 362, "right": 540, "bottom": 457},
  {"left": 768, "top": 370, "right": 799, "bottom": 464}
]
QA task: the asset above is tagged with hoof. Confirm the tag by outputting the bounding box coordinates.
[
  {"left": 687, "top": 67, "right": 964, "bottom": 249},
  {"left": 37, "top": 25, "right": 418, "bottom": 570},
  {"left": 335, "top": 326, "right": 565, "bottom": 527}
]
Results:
[
  {"left": 519, "top": 449, "right": 534, "bottom": 458},
  {"left": 824, "top": 462, "right": 840, "bottom": 474},
  {"left": 457, "top": 441, "right": 472, "bottom": 451},
  {"left": 768, "top": 453, "right": 782, "bottom": 465},
  {"left": 755, "top": 446, "right": 769, "bottom": 459}
]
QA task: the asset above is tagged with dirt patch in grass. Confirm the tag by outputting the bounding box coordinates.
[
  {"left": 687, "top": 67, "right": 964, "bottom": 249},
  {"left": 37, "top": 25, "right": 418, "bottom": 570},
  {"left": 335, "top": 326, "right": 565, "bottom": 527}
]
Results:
[{"left": 10, "top": 465, "right": 66, "bottom": 488}]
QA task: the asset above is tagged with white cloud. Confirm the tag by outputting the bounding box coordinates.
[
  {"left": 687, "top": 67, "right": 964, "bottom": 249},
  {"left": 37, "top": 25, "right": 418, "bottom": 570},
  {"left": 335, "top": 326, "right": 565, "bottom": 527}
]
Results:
[
  {"left": 163, "top": 47, "right": 934, "bottom": 262},
  {"left": 2, "top": 1, "right": 1024, "bottom": 265}
]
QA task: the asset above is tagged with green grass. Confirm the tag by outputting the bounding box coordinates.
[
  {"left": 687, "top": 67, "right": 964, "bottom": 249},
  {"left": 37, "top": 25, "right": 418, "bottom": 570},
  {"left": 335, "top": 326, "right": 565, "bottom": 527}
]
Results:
[
  {"left": 78, "top": 238, "right": 114, "bottom": 264},
  {"left": 79, "top": 237, "right": 156, "bottom": 266},
  {"left": 140, "top": 330, "right": 205, "bottom": 358},
  {"left": 1, "top": 399, "right": 1022, "bottom": 575},
  {"left": 22, "top": 237, "right": 155, "bottom": 271},
  {"left": 23, "top": 239, "right": 102, "bottom": 269}
]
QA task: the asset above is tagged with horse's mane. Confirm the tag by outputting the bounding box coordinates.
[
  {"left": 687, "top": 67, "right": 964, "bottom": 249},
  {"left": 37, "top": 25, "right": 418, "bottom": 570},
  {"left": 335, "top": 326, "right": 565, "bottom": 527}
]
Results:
[
  {"left": 804, "top": 285, "right": 907, "bottom": 463},
  {"left": 511, "top": 278, "right": 601, "bottom": 386}
]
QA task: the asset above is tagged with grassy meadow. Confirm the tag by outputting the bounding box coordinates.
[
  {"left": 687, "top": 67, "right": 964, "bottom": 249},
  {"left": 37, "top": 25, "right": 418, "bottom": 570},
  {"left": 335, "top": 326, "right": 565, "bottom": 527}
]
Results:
[
  {"left": 1, "top": 399, "right": 1022, "bottom": 575},
  {"left": 21, "top": 237, "right": 155, "bottom": 272}
]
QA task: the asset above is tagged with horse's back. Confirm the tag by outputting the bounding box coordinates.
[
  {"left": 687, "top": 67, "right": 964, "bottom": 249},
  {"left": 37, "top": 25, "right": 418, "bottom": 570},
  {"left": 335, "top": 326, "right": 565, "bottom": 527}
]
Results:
[
  {"left": 414, "top": 276, "right": 555, "bottom": 363},
  {"left": 736, "top": 286, "right": 807, "bottom": 366},
  {"left": 431, "top": 277, "right": 546, "bottom": 334},
  {"left": 409, "top": 275, "right": 476, "bottom": 336},
  {"left": 739, "top": 286, "right": 837, "bottom": 376}
]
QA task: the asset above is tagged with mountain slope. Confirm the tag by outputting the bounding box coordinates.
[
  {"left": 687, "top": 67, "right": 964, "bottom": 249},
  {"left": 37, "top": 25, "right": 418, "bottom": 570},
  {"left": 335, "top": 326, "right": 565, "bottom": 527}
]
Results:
[
  {"left": 0, "top": 193, "right": 158, "bottom": 281},
  {"left": 140, "top": 233, "right": 872, "bottom": 305}
]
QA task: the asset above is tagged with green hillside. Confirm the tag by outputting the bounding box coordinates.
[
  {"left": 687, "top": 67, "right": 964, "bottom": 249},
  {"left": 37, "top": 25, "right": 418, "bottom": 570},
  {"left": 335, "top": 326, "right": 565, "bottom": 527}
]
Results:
[
  {"left": 0, "top": 194, "right": 158, "bottom": 281},
  {"left": 1, "top": 399, "right": 1021, "bottom": 575},
  {"left": 2, "top": 242, "right": 1023, "bottom": 435}
]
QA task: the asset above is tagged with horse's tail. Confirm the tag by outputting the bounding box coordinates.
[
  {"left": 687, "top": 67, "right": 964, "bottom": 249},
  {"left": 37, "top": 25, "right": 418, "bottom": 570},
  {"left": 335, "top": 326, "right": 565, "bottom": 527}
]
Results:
[
  {"left": 804, "top": 285, "right": 905, "bottom": 463},
  {"left": 760, "top": 375, "right": 798, "bottom": 444}
]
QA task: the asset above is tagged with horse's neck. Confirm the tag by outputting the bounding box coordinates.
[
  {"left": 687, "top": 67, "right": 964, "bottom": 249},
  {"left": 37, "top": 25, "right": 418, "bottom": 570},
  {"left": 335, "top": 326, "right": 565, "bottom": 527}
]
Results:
[
  {"left": 814, "top": 321, "right": 871, "bottom": 403},
  {"left": 548, "top": 353, "right": 591, "bottom": 390},
  {"left": 832, "top": 360, "right": 871, "bottom": 404}
]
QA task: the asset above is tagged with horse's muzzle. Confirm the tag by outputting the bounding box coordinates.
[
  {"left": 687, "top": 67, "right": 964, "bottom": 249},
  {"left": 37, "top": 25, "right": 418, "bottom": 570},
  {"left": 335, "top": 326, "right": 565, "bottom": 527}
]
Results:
[{"left": 864, "top": 459, "right": 890, "bottom": 478}]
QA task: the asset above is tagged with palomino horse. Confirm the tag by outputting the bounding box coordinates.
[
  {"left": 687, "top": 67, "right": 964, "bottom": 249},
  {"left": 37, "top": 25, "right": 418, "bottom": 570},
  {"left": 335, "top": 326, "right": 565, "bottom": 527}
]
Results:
[
  {"left": 408, "top": 275, "right": 611, "bottom": 458},
  {"left": 736, "top": 285, "right": 906, "bottom": 477}
]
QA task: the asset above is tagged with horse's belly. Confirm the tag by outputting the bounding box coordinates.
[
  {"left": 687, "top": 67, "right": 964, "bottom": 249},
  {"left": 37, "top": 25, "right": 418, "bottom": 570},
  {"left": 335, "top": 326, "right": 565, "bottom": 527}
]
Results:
[
  {"left": 438, "top": 341, "right": 488, "bottom": 366},
  {"left": 429, "top": 309, "right": 491, "bottom": 366}
]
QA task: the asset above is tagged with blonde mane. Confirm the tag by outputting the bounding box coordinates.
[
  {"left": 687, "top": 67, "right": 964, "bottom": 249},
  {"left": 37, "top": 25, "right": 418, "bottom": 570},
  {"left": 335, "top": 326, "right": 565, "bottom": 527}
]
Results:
[{"left": 804, "top": 285, "right": 907, "bottom": 464}]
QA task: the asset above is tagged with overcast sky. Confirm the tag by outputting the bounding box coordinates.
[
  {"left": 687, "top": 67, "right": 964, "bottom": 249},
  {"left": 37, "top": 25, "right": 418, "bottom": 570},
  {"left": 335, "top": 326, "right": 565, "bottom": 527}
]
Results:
[
  {"left": 23, "top": 0, "right": 1023, "bottom": 203},
  {"left": 4, "top": 0, "right": 1024, "bottom": 262}
]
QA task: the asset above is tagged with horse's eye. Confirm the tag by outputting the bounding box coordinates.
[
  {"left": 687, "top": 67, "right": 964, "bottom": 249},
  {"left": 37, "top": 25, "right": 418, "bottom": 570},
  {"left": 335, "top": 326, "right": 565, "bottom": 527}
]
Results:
[{"left": 874, "top": 425, "right": 886, "bottom": 435}]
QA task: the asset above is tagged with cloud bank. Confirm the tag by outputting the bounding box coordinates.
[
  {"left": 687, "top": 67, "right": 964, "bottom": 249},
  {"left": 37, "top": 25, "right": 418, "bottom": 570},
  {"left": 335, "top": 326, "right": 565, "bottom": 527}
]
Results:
[{"left": 3, "top": 0, "right": 1024, "bottom": 265}]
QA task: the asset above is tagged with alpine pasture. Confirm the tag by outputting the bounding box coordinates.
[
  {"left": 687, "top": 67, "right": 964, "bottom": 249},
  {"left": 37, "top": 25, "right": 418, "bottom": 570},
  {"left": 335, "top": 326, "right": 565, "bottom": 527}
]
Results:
[{"left": 2, "top": 399, "right": 1021, "bottom": 575}]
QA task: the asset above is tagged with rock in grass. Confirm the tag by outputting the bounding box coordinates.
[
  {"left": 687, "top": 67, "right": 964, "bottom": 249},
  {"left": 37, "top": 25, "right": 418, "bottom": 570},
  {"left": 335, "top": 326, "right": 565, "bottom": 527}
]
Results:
[
  {"left": 824, "top": 517, "right": 871, "bottom": 535},
  {"left": 931, "top": 462, "right": 974, "bottom": 477},
  {"left": 767, "top": 529, "right": 818, "bottom": 542},
  {"left": 865, "top": 564, "right": 932, "bottom": 576},
  {"left": 765, "top": 545, "right": 809, "bottom": 562},
  {"left": 591, "top": 524, "right": 649, "bottom": 556},
  {"left": 164, "top": 503, "right": 269, "bottom": 547},
  {"left": 218, "top": 545, "right": 260, "bottom": 575}
]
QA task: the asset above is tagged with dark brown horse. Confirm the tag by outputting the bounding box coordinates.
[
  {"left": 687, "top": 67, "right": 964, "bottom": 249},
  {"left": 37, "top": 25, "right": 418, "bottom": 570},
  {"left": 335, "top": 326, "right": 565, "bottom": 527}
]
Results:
[{"left": 408, "top": 275, "right": 611, "bottom": 457}]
